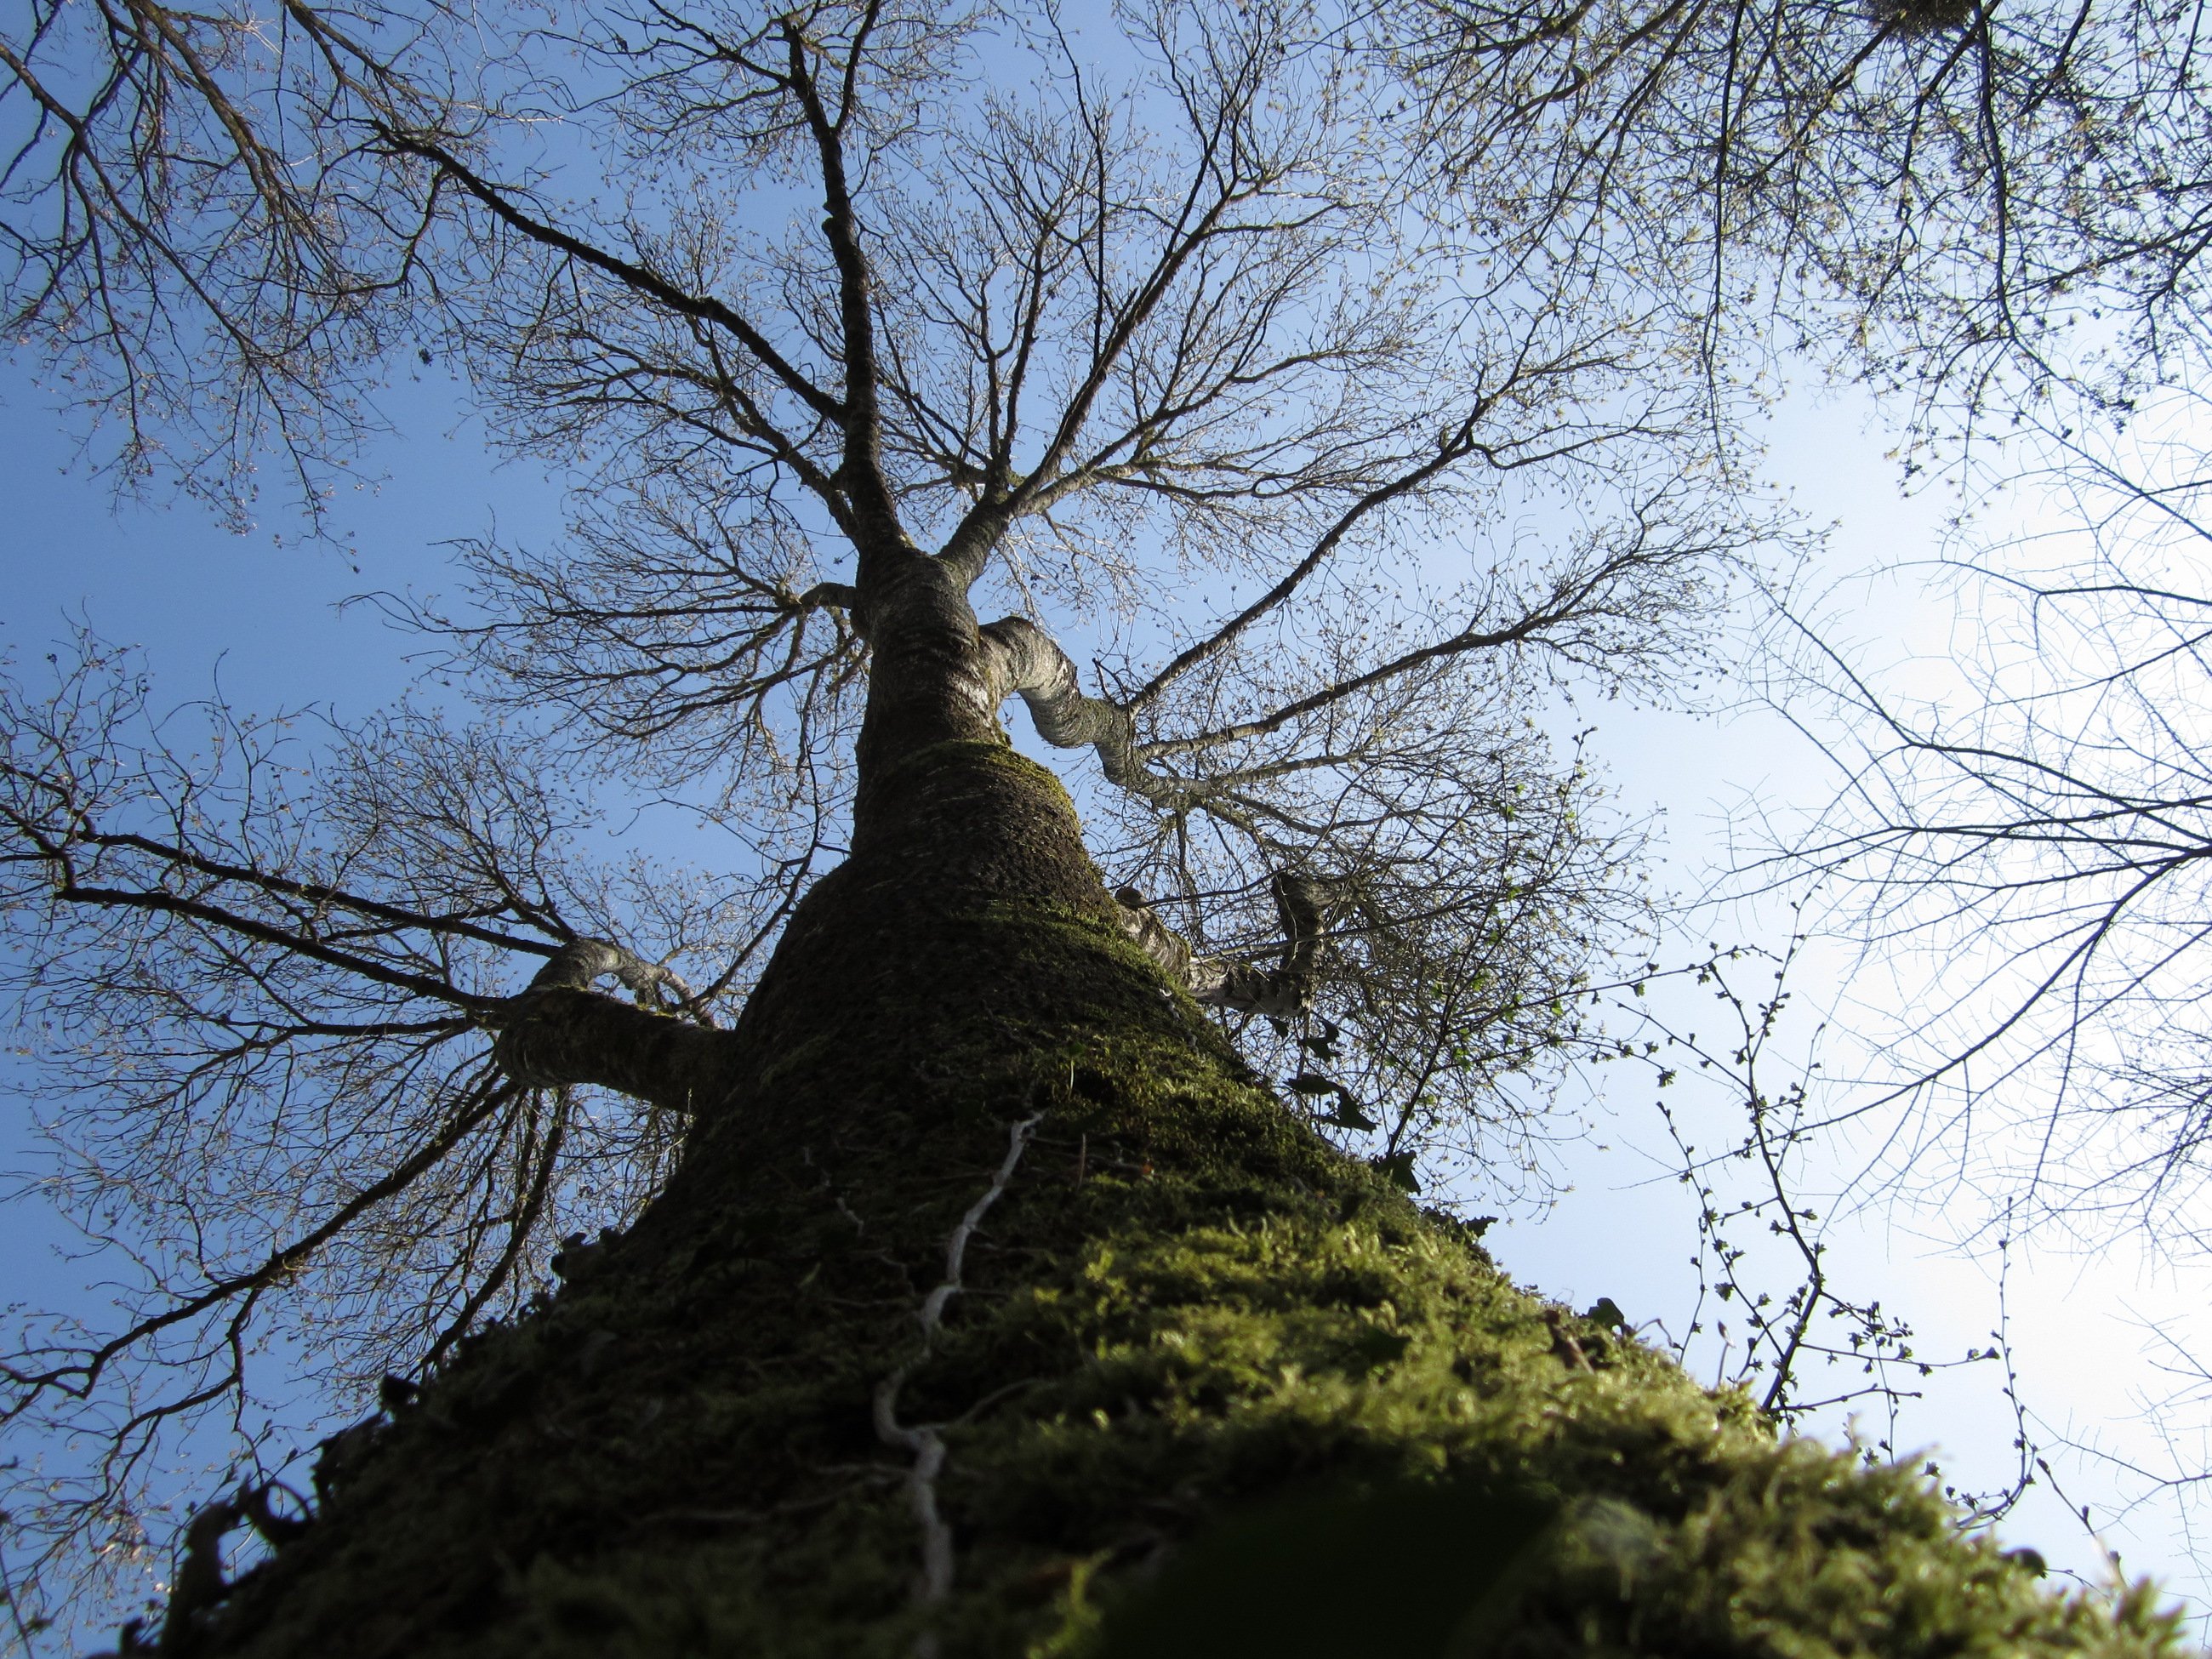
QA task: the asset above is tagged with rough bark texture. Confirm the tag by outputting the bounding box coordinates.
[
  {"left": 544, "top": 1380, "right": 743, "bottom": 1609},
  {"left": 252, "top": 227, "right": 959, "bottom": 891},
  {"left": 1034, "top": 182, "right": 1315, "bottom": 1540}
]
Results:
[{"left": 174, "top": 561, "right": 2181, "bottom": 1657}]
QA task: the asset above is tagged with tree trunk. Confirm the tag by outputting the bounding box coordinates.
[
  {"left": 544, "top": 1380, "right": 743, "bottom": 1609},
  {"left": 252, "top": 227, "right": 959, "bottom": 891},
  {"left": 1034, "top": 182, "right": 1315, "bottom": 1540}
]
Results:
[{"left": 186, "top": 559, "right": 2174, "bottom": 1659}]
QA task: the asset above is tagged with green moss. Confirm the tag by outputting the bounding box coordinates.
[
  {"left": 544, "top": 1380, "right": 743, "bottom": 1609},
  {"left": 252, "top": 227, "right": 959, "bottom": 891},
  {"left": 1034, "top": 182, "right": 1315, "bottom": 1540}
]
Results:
[{"left": 222, "top": 1025, "right": 2181, "bottom": 1656}]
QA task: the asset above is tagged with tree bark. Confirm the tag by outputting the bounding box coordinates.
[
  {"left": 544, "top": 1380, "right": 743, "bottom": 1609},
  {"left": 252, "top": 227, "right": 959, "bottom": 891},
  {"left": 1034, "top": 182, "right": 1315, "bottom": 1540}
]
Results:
[{"left": 179, "top": 557, "right": 2175, "bottom": 1659}]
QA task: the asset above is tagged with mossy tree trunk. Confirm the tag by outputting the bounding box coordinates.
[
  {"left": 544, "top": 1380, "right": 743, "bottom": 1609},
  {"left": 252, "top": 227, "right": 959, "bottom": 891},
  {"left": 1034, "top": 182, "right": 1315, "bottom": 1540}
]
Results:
[{"left": 187, "top": 546, "right": 2176, "bottom": 1659}]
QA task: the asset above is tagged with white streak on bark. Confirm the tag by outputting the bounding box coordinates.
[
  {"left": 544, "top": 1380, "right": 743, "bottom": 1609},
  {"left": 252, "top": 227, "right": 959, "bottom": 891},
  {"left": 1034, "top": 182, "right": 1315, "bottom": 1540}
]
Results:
[{"left": 874, "top": 1111, "right": 1041, "bottom": 1647}]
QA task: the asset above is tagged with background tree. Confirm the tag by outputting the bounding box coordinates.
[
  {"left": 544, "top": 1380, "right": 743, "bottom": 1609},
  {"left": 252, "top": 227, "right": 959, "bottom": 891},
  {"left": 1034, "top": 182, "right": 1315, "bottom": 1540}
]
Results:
[
  {"left": 0, "top": 0, "right": 2190, "bottom": 1654},
  {"left": 1383, "top": 0, "right": 2212, "bottom": 442},
  {"left": 1767, "top": 402, "right": 2212, "bottom": 1250},
  {"left": 1389, "top": 0, "right": 2212, "bottom": 1600}
]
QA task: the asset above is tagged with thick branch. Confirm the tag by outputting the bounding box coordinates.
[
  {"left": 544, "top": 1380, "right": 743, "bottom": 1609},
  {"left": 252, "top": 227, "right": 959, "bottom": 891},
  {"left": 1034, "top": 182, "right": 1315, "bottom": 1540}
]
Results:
[
  {"left": 777, "top": 9, "right": 904, "bottom": 550},
  {"left": 1141, "top": 556, "right": 1652, "bottom": 760},
  {"left": 974, "top": 613, "right": 1338, "bottom": 1014},
  {"left": 49, "top": 880, "right": 504, "bottom": 1012},
  {"left": 380, "top": 131, "right": 845, "bottom": 425},
  {"left": 1112, "top": 872, "right": 1334, "bottom": 1016},
  {"left": 935, "top": 74, "right": 1286, "bottom": 590},
  {"left": 492, "top": 987, "right": 734, "bottom": 1115},
  {"left": 5, "top": 1073, "right": 518, "bottom": 1411},
  {"left": 978, "top": 615, "right": 1183, "bottom": 807},
  {"left": 66, "top": 827, "right": 562, "bottom": 958},
  {"left": 1135, "top": 421, "right": 1488, "bottom": 704},
  {"left": 525, "top": 937, "right": 694, "bottom": 1004},
  {"left": 491, "top": 938, "right": 733, "bottom": 1112}
]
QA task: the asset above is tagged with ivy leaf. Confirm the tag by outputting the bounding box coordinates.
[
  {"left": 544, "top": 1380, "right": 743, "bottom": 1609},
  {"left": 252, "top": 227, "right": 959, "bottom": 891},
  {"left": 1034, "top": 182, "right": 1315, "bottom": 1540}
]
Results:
[
  {"left": 1372, "top": 1152, "right": 1420, "bottom": 1193},
  {"left": 1323, "top": 1098, "right": 1378, "bottom": 1132}
]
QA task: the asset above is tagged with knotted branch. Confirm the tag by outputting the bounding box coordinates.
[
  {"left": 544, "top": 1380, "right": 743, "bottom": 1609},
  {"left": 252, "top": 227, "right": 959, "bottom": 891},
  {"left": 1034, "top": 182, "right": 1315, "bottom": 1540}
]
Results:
[
  {"left": 493, "top": 940, "right": 734, "bottom": 1114},
  {"left": 978, "top": 617, "right": 1187, "bottom": 809},
  {"left": 1115, "top": 871, "right": 1336, "bottom": 1017}
]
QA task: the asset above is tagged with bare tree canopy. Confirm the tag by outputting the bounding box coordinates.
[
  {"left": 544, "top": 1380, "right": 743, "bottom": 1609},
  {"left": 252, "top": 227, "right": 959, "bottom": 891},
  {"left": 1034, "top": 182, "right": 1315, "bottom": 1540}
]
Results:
[
  {"left": 0, "top": 0, "right": 2201, "bottom": 1647},
  {"left": 0, "top": 0, "right": 1774, "bottom": 1628},
  {"left": 1383, "top": 0, "right": 2212, "bottom": 438},
  {"left": 1764, "top": 397, "right": 2212, "bottom": 1246}
]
